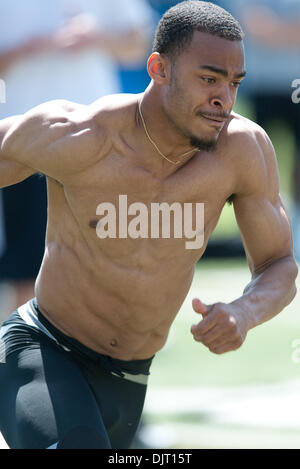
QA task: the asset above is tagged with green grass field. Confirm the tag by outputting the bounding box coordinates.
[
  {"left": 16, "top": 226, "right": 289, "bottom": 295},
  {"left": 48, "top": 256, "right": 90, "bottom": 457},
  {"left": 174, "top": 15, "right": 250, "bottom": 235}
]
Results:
[
  {"left": 140, "top": 260, "right": 300, "bottom": 449},
  {"left": 149, "top": 259, "right": 299, "bottom": 387}
]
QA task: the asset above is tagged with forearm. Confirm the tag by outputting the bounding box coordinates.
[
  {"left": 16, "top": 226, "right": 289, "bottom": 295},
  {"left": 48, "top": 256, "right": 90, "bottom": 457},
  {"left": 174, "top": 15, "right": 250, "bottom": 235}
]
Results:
[
  {"left": 258, "top": 22, "right": 300, "bottom": 47},
  {"left": 96, "top": 30, "right": 150, "bottom": 64},
  {"left": 273, "top": 23, "right": 300, "bottom": 46},
  {"left": 0, "top": 43, "right": 33, "bottom": 75},
  {"left": 0, "top": 36, "right": 53, "bottom": 75},
  {"left": 232, "top": 256, "right": 298, "bottom": 330},
  {"left": 53, "top": 13, "right": 152, "bottom": 64}
]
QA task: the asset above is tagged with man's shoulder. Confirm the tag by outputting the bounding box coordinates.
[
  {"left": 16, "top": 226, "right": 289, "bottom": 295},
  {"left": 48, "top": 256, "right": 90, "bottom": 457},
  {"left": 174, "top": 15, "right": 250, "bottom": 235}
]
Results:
[
  {"left": 13, "top": 99, "right": 93, "bottom": 140},
  {"left": 88, "top": 93, "right": 139, "bottom": 131},
  {"left": 221, "top": 111, "right": 274, "bottom": 170},
  {"left": 221, "top": 112, "right": 278, "bottom": 196},
  {"left": 22, "top": 99, "right": 86, "bottom": 120},
  {"left": 224, "top": 111, "right": 270, "bottom": 153},
  {"left": 27, "top": 94, "right": 139, "bottom": 167}
]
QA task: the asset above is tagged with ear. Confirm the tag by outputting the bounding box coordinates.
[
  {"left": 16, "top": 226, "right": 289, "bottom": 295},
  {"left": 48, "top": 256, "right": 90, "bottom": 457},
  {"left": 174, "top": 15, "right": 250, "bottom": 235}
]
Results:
[{"left": 147, "top": 52, "right": 169, "bottom": 84}]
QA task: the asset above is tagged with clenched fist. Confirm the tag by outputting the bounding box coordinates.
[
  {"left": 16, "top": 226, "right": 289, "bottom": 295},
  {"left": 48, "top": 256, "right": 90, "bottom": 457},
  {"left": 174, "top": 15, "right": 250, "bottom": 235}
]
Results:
[{"left": 190, "top": 298, "right": 250, "bottom": 354}]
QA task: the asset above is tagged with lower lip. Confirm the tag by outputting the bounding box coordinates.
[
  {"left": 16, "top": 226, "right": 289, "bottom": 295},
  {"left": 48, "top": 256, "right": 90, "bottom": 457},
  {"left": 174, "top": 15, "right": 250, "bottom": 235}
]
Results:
[{"left": 199, "top": 115, "right": 225, "bottom": 128}]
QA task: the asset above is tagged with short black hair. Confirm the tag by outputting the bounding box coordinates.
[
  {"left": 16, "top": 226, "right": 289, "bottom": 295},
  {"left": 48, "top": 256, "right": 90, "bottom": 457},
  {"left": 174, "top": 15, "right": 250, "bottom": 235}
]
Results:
[{"left": 153, "top": 1, "right": 244, "bottom": 58}]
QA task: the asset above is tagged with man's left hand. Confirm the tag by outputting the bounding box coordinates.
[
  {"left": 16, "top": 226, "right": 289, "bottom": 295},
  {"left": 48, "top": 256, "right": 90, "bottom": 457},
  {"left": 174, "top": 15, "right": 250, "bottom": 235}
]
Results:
[{"left": 190, "top": 298, "right": 250, "bottom": 354}]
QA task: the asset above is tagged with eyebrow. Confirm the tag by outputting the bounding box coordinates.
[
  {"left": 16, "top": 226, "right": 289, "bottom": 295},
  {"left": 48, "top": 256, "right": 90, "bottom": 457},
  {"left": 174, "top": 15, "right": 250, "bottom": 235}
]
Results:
[{"left": 199, "top": 65, "right": 247, "bottom": 79}]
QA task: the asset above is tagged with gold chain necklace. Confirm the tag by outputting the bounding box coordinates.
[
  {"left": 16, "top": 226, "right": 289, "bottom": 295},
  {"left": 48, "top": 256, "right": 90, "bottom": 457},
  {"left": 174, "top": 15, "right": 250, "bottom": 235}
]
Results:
[{"left": 138, "top": 100, "right": 196, "bottom": 165}]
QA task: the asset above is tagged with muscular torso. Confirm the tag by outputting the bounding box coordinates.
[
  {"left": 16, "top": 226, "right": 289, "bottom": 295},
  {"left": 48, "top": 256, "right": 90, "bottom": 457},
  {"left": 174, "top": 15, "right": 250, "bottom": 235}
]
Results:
[{"left": 34, "top": 96, "right": 239, "bottom": 360}]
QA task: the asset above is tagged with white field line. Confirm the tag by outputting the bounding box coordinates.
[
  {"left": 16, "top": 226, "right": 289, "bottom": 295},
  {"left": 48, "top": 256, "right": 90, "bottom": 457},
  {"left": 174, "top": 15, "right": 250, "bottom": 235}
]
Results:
[{"left": 144, "top": 379, "right": 300, "bottom": 429}]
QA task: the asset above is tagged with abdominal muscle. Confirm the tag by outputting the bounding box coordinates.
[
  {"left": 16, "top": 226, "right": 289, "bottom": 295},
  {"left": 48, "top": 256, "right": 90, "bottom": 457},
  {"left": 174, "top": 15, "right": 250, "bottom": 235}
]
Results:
[{"left": 35, "top": 236, "right": 196, "bottom": 361}]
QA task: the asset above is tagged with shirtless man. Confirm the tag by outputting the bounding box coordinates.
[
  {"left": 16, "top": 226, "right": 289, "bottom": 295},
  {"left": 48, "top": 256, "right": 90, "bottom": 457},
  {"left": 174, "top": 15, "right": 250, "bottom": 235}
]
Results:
[{"left": 0, "top": 1, "right": 297, "bottom": 449}]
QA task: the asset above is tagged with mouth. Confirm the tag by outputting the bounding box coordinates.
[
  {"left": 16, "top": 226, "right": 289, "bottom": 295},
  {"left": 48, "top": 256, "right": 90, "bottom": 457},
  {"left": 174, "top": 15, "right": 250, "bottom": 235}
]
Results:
[{"left": 198, "top": 113, "right": 228, "bottom": 128}]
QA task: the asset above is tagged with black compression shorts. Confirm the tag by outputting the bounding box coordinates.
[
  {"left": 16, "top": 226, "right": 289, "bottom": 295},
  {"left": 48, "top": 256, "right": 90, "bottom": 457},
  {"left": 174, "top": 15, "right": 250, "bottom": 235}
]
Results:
[{"left": 0, "top": 299, "right": 154, "bottom": 449}]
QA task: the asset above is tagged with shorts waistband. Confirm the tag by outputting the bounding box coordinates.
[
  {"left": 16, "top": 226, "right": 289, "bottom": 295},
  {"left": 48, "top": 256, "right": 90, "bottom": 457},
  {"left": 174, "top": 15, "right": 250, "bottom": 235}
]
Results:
[{"left": 10, "top": 299, "right": 154, "bottom": 385}]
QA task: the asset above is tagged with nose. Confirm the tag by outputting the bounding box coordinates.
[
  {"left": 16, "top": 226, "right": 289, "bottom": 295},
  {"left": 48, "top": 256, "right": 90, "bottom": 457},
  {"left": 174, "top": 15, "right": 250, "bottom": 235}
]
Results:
[{"left": 210, "top": 85, "right": 234, "bottom": 111}]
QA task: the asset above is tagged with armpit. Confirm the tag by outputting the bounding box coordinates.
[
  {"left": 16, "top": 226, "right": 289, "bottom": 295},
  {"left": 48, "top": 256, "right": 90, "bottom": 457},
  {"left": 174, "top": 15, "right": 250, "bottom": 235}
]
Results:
[{"left": 226, "top": 194, "right": 235, "bottom": 205}]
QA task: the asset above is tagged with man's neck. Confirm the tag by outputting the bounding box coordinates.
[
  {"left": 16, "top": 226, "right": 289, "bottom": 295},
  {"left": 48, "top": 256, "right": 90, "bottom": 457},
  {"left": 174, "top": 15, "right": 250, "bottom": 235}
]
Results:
[{"left": 139, "top": 87, "right": 198, "bottom": 164}]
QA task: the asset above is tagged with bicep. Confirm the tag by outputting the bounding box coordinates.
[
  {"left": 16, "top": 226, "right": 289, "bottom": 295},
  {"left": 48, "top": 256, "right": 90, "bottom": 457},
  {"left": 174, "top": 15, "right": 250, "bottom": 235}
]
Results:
[
  {"left": 0, "top": 115, "right": 36, "bottom": 188},
  {"left": 0, "top": 115, "right": 19, "bottom": 151},
  {"left": 2, "top": 100, "right": 97, "bottom": 182},
  {"left": 234, "top": 194, "right": 293, "bottom": 273},
  {"left": 0, "top": 160, "right": 36, "bottom": 189},
  {"left": 233, "top": 132, "right": 293, "bottom": 273}
]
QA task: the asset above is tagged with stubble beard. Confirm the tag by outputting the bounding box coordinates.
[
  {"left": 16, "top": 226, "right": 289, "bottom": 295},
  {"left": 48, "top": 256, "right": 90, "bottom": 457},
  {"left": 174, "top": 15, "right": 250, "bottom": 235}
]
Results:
[
  {"left": 166, "top": 70, "right": 219, "bottom": 153},
  {"left": 189, "top": 134, "right": 218, "bottom": 152}
]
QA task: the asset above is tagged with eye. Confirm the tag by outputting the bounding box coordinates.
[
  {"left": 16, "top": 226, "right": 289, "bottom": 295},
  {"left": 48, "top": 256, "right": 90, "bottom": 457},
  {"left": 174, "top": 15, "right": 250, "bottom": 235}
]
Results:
[
  {"left": 202, "top": 77, "right": 216, "bottom": 84},
  {"left": 232, "top": 81, "right": 242, "bottom": 88}
]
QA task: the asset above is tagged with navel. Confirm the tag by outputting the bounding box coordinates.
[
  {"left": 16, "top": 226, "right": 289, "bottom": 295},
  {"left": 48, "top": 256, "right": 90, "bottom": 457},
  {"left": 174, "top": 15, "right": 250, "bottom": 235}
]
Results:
[{"left": 89, "top": 219, "right": 99, "bottom": 229}]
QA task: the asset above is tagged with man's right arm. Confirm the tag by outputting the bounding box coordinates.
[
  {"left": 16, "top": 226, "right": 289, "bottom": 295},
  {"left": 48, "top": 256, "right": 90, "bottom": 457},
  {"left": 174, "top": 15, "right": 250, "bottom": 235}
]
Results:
[
  {"left": 0, "top": 115, "right": 36, "bottom": 188},
  {"left": 0, "top": 100, "right": 103, "bottom": 188}
]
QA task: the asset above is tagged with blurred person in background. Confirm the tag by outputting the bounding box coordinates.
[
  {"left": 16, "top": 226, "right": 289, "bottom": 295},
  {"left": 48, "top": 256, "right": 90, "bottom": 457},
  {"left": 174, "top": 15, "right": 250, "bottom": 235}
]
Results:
[
  {"left": 219, "top": 0, "right": 300, "bottom": 260},
  {"left": 242, "top": 5, "right": 300, "bottom": 46},
  {"left": 0, "top": 0, "right": 154, "bottom": 317},
  {"left": 119, "top": 1, "right": 179, "bottom": 95}
]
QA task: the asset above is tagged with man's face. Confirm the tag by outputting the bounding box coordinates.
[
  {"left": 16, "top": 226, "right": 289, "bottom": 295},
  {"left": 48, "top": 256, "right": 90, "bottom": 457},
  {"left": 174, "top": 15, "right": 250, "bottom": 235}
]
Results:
[{"left": 162, "top": 31, "right": 246, "bottom": 150}]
